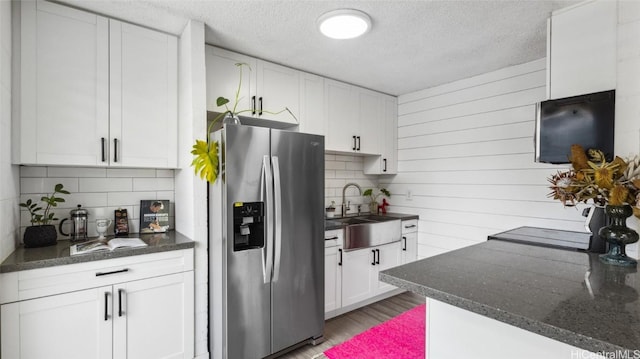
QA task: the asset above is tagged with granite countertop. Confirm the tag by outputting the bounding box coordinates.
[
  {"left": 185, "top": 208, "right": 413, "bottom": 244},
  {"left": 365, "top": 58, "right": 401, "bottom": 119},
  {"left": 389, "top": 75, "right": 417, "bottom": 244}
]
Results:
[
  {"left": 380, "top": 240, "right": 640, "bottom": 354},
  {"left": 1, "top": 231, "right": 195, "bottom": 273},
  {"left": 325, "top": 212, "right": 419, "bottom": 230}
]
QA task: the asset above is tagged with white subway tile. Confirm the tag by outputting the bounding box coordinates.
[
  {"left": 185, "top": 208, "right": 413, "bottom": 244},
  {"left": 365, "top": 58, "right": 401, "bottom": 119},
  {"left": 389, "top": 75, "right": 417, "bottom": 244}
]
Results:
[
  {"left": 156, "top": 169, "right": 175, "bottom": 178},
  {"left": 56, "top": 192, "right": 108, "bottom": 210},
  {"left": 133, "top": 177, "right": 174, "bottom": 192},
  {"left": 107, "top": 191, "right": 156, "bottom": 207},
  {"left": 48, "top": 167, "right": 107, "bottom": 178},
  {"left": 107, "top": 168, "right": 156, "bottom": 177},
  {"left": 156, "top": 191, "right": 175, "bottom": 202},
  {"left": 335, "top": 170, "right": 355, "bottom": 179},
  {"left": 325, "top": 161, "right": 346, "bottom": 170},
  {"left": 80, "top": 178, "right": 132, "bottom": 192},
  {"left": 20, "top": 177, "right": 79, "bottom": 194},
  {"left": 20, "top": 166, "right": 47, "bottom": 178}
]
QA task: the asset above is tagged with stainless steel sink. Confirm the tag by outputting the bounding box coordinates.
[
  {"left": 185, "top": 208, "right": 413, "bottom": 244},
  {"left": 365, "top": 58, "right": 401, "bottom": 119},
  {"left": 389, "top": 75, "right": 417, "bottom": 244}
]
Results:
[{"left": 335, "top": 215, "right": 401, "bottom": 251}]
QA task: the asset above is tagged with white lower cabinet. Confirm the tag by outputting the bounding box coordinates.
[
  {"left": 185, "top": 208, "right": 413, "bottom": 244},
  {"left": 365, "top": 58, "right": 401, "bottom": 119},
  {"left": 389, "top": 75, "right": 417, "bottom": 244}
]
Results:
[
  {"left": 324, "top": 229, "right": 343, "bottom": 315},
  {"left": 341, "top": 242, "right": 401, "bottom": 307},
  {"left": 401, "top": 219, "right": 419, "bottom": 264},
  {"left": 0, "top": 249, "right": 194, "bottom": 359}
]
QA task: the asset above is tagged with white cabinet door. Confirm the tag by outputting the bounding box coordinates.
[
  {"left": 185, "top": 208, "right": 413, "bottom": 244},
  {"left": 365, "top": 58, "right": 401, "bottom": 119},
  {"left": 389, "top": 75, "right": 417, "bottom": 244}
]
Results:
[
  {"left": 109, "top": 20, "right": 178, "bottom": 168},
  {"left": 401, "top": 232, "right": 418, "bottom": 264},
  {"left": 299, "top": 73, "right": 325, "bottom": 136},
  {"left": 374, "top": 242, "right": 402, "bottom": 295},
  {"left": 548, "top": 0, "right": 617, "bottom": 99},
  {"left": 325, "top": 79, "right": 358, "bottom": 152},
  {"left": 324, "top": 245, "right": 342, "bottom": 314},
  {"left": 256, "top": 60, "right": 300, "bottom": 124},
  {"left": 205, "top": 46, "right": 256, "bottom": 115},
  {"left": 356, "top": 88, "right": 382, "bottom": 155},
  {"left": 341, "top": 248, "right": 377, "bottom": 307},
  {"left": 1, "top": 286, "right": 112, "bottom": 359},
  {"left": 16, "top": 1, "right": 109, "bottom": 166},
  {"left": 364, "top": 95, "right": 397, "bottom": 174},
  {"left": 113, "top": 272, "right": 194, "bottom": 359}
]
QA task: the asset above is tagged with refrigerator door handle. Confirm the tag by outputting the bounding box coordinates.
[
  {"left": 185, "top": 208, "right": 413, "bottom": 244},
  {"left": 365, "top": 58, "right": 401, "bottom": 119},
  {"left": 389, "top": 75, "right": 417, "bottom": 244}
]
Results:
[
  {"left": 262, "top": 155, "right": 274, "bottom": 284},
  {"left": 271, "top": 155, "right": 283, "bottom": 282}
]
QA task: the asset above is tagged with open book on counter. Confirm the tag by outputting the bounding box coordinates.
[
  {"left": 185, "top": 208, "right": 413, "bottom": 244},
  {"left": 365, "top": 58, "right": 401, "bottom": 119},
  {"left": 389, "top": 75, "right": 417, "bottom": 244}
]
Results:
[{"left": 70, "top": 237, "right": 147, "bottom": 256}]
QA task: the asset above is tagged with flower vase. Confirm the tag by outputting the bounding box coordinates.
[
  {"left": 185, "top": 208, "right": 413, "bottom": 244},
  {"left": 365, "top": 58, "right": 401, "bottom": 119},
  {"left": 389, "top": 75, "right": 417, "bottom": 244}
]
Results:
[
  {"left": 222, "top": 112, "right": 241, "bottom": 126},
  {"left": 369, "top": 201, "right": 378, "bottom": 214},
  {"left": 598, "top": 205, "right": 639, "bottom": 267}
]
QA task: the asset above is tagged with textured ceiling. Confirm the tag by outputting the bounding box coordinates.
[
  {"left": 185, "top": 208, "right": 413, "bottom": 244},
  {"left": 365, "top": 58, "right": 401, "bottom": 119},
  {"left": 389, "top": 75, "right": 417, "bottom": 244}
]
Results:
[{"left": 58, "top": 0, "right": 579, "bottom": 96}]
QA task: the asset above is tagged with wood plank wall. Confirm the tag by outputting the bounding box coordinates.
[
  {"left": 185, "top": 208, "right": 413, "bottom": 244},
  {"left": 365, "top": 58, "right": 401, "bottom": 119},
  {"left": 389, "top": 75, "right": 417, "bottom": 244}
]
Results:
[{"left": 382, "top": 59, "right": 593, "bottom": 259}]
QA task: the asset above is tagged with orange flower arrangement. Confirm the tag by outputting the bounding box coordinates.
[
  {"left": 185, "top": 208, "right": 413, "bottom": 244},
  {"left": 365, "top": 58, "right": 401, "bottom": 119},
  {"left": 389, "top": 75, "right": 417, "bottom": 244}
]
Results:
[{"left": 548, "top": 144, "right": 640, "bottom": 219}]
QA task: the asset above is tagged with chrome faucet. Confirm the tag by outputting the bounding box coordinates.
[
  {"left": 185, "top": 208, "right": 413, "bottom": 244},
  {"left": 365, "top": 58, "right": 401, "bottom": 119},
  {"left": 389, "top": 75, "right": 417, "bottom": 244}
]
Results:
[{"left": 342, "top": 183, "right": 362, "bottom": 216}]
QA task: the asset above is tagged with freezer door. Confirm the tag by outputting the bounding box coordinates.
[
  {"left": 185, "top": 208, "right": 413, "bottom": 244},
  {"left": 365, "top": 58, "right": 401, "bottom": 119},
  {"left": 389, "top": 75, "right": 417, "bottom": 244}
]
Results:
[
  {"left": 224, "top": 125, "right": 272, "bottom": 359},
  {"left": 270, "top": 130, "right": 325, "bottom": 353}
]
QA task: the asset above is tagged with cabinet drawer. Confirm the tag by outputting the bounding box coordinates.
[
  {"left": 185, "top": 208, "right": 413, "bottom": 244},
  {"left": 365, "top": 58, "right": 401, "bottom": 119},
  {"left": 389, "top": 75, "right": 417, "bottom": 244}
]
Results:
[
  {"left": 325, "top": 229, "right": 344, "bottom": 248},
  {"left": 0, "top": 249, "right": 194, "bottom": 304},
  {"left": 402, "top": 219, "right": 418, "bottom": 234}
]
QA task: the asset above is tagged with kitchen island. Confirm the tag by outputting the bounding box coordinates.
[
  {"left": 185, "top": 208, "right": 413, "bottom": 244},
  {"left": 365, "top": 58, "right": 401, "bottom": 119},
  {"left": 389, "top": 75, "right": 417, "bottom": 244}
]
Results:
[{"left": 380, "top": 239, "right": 640, "bottom": 358}]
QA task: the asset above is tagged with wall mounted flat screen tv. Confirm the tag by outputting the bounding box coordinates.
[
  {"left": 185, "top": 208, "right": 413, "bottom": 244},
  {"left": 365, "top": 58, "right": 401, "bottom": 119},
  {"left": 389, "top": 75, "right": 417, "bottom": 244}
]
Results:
[{"left": 535, "top": 89, "right": 615, "bottom": 164}]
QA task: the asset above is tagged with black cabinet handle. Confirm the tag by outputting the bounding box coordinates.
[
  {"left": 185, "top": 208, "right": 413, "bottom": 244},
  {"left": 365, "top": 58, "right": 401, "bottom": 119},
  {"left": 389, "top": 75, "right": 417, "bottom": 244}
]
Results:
[
  {"left": 113, "top": 138, "right": 119, "bottom": 162},
  {"left": 118, "top": 289, "right": 124, "bottom": 317},
  {"left": 402, "top": 236, "right": 407, "bottom": 251},
  {"left": 104, "top": 292, "right": 109, "bottom": 321},
  {"left": 352, "top": 136, "right": 357, "bottom": 151},
  {"left": 338, "top": 248, "right": 342, "bottom": 266},
  {"left": 356, "top": 136, "right": 361, "bottom": 151},
  {"left": 404, "top": 224, "right": 416, "bottom": 229},
  {"left": 252, "top": 96, "right": 256, "bottom": 115},
  {"left": 371, "top": 249, "right": 376, "bottom": 266},
  {"left": 325, "top": 236, "right": 339, "bottom": 240},
  {"left": 101, "top": 137, "right": 106, "bottom": 162},
  {"left": 259, "top": 97, "right": 263, "bottom": 116},
  {"left": 376, "top": 249, "right": 380, "bottom": 264},
  {"left": 96, "top": 268, "right": 129, "bottom": 277},
  {"left": 383, "top": 158, "right": 387, "bottom": 172}
]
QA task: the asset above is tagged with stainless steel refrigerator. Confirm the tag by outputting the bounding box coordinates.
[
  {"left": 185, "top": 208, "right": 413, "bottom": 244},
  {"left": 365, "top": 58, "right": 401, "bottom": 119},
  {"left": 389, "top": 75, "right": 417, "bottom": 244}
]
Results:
[{"left": 208, "top": 124, "right": 325, "bottom": 359}]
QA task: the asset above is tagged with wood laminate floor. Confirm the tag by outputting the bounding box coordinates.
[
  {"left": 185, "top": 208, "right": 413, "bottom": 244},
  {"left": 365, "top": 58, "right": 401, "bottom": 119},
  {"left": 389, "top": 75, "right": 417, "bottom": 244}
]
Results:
[{"left": 278, "top": 292, "right": 425, "bottom": 359}]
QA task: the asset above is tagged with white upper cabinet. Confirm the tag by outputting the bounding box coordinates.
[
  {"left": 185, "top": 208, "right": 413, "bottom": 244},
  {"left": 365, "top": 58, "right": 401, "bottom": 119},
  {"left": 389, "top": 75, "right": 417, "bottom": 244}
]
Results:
[
  {"left": 325, "top": 79, "right": 358, "bottom": 152},
  {"left": 109, "top": 20, "right": 177, "bottom": 168},
  {"left": 364, "top": 95, "right": 397, "bottom": 174},
  {"left": 205, "top": 46, "right": 299, "bottom": 125},
  {"left": 548, "top": 0, "right": 617, "bottom": 99},
  {"left": 325, "top": 79, "right": 386, "bottom": 156},
  {"left": 298, "top": 72, "right": 325, "bottom": 136},
  {"left": 14, "top": 1, "right": 109, "bottom": 166},
  {"left": 14, "top": 1, "right": 178, "bottom": 168}
]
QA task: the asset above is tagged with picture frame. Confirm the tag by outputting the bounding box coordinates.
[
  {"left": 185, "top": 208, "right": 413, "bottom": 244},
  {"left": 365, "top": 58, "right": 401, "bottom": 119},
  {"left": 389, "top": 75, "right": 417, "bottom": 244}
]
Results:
[{"left": 139, "top": 200, "right": 170, "bottom": 233}]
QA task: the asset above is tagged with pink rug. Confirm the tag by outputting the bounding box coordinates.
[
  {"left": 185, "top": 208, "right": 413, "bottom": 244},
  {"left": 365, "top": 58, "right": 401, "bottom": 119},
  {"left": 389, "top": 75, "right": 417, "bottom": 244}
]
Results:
[{"left": 324, "top": 304, "right": 426, "bottom": 359}]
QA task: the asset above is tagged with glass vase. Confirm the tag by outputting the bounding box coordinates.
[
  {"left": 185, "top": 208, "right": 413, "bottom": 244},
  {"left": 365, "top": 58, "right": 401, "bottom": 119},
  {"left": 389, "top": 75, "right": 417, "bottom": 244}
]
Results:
[
  {"left": 598, "top": 204, "right": 639, "bottom": 267},
  {"left": 222, "top": 112, "right": 241, "bottom": 126}
]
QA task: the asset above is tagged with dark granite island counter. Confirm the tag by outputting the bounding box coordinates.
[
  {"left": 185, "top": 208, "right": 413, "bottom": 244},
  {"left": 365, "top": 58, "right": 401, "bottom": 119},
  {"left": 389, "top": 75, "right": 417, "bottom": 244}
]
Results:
[{"left": 380, "top": 239, "right": 640, "bottom": 359}]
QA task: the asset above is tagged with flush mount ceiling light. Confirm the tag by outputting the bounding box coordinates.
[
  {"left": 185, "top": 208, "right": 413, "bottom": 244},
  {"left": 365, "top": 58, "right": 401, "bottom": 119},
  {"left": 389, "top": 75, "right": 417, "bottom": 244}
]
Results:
[{"left": 317, "top": 9, "right": 372, "bottom": 39}]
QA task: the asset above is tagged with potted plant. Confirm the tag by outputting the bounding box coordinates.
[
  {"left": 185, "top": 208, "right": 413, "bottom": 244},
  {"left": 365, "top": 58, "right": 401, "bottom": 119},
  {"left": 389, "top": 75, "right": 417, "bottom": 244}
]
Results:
[
  {"left": 363, "top": 187, "right": 391, "bottom": 214},
  {"left": 191, "top": 63, "right": 297, "bottom": 183},
  {"left": 20, "top": 183, "right": 70, "bottom": 248},
  {"left": 326, "top": 201, "right": 336, "bottom": 218}
]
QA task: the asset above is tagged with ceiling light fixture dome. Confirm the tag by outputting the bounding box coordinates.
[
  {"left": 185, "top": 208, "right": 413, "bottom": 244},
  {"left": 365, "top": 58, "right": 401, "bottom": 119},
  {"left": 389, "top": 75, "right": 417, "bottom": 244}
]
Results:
[{"left": 317, "top": 9, "right": 372, "bottom": 40}]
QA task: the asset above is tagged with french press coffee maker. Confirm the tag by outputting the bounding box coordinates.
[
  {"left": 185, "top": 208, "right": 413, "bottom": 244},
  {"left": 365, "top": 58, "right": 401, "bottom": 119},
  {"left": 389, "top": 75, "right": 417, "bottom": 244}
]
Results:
[{"left": 59, "top": 204, "right": 89, "bottom": 242}]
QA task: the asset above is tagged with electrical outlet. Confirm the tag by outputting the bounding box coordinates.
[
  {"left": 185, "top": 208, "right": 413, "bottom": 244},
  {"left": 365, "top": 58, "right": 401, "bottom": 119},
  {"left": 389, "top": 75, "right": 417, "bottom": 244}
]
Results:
[{"left": 406, "top": 189, "right": 412, "bottom": 200}]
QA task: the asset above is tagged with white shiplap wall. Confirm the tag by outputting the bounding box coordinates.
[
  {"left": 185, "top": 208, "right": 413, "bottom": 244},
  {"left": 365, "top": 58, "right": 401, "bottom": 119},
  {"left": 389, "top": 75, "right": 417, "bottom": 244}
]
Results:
[
  {"left": 385, "top": 58, "right": 593, "bottom": 259},
  {"left": 0, "top": 0, "right": 18, "bottom": 262}
]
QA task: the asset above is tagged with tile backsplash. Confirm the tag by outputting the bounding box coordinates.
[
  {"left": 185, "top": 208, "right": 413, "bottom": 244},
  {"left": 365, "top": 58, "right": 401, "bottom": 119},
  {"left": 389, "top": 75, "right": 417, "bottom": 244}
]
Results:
[
  {"left": 19, "top": 166, "right": 175, "bottom": 240},
  {"left": 325, "top": 153, "right": 381, "bottom": 216}
]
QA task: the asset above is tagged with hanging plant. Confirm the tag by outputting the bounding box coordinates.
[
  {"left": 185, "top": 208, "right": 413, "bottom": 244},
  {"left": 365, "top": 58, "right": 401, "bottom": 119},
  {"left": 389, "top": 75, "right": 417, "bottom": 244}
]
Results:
[{"left": 191, "top": 63, "right": 296, "bottom": 183}]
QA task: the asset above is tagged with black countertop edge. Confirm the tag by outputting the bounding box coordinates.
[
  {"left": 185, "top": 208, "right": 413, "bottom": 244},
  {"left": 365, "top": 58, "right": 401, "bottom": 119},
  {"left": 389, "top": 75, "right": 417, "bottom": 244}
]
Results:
[
  {"left": 325, "top": 212, "right": 419, "bottom": 230},
  {"left": 379, "top": 272, "right": 627, "bottom": 354},
  {"left": 1, "top": 231, "right": 195, "bottom": 273}
]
